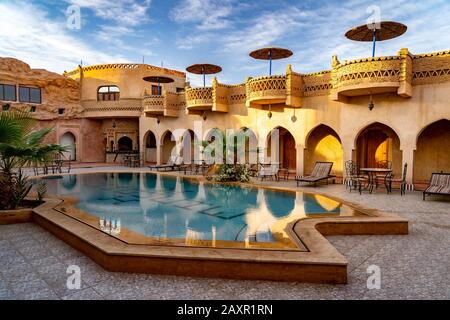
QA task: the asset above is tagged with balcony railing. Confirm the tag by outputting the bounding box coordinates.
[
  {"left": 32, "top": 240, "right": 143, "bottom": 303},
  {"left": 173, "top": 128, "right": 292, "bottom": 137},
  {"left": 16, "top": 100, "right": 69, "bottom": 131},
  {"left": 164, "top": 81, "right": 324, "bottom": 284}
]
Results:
[
  {"left": 331, "top": 56, "right": 402, "bottom": 100},
  {"left": 245, "top": 75, "right": 286, "bottom": 107},
  {"left": 142, "top": 95, "right": 165, "bottom": 115},
  {"left": 185, "top": 87, "right": 213, "bottom": 110},
  {"left": 81, "top": 99, "right": 142, "bottom": 118}
]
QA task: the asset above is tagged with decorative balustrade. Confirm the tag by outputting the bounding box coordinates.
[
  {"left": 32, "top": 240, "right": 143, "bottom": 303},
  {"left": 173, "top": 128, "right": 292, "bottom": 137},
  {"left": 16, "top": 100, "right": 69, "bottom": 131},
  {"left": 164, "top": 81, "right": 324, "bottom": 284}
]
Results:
[
  {"left": 185, "top": 87, "right": 213, "bottom": 110},
  {"left": 81, "top": 98, "right": 142, "bottom": 118},
  {"left": 330, "top": 55, "right": 407, "bottom": 100},
  {"left": 142, "top": 95, "right": 165, "bottom": 114},
  {"left": 245, "top": 75, "right": 287, "bottom": 107},
  {"left": 142, "top": 92, "right": 182, "bottom": 117}
]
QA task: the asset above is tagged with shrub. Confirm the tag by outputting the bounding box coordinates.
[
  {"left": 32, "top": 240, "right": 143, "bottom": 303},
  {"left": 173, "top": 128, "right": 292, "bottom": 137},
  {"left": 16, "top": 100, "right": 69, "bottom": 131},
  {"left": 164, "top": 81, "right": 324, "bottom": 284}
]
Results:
[{"left": 213, "top": 164, "right": 251, "bottom": 182}]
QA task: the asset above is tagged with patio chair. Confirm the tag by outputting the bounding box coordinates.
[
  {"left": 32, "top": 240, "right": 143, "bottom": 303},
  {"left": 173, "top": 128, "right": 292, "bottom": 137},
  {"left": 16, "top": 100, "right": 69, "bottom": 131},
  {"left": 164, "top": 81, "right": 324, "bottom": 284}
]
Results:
[
  {"left": 385, "top": 163, "right": 407, "bottom": 195},
  {"left": 258, "top": 163, "right": 279, "bottom": 181},
  {"left": 423, "top": 172, "right": 450, "bottom": 201},
  {"left": 296, "top": 162, "right": 335, "bottom": 187},
  {"left": 344, "top": 160, "right": 364, "bottom": 189}
]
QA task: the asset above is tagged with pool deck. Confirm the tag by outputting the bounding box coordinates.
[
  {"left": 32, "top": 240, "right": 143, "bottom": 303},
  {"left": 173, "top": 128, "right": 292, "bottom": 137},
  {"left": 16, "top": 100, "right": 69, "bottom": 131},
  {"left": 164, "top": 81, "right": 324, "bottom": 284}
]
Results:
[{"left": 1, "top": 166, "right": 449, "bottom": 299}]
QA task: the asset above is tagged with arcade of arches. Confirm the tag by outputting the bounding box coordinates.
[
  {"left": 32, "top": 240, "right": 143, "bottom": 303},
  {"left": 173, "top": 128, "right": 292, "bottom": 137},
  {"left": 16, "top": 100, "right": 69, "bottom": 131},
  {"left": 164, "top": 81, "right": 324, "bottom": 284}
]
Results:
[{"left": 137, "top": 119, "right": 448, "bottom": 188}]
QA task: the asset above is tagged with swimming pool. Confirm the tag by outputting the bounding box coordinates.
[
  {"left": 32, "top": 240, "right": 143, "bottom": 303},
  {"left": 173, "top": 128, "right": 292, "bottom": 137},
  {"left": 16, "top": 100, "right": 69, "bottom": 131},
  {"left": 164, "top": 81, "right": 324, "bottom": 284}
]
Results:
[{"left": 41, "top": 172, "right": 360, "bottom": 250}]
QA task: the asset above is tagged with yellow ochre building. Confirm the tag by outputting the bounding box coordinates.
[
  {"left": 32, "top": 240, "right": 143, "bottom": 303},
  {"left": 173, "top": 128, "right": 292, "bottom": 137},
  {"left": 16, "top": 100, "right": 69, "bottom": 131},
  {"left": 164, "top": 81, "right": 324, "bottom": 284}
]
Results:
[{"left": 0, "top": 47, "right": 449, "bottom": 189}]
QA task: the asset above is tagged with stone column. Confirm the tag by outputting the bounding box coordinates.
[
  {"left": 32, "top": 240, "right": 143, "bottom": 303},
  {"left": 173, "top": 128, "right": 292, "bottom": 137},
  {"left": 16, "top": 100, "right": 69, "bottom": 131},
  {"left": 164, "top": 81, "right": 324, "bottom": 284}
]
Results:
[
  {"left": 296, "top": 144, "right": 304, "bottom": 176},
  {"left": 401, "top": 145, "right": 415, "bottom": 190},
  {"left": 157, "top": 143, "right": 162, "bottom": 165},
  {"left": 342, "top": 140, "right": 354, "bottom": 185}
]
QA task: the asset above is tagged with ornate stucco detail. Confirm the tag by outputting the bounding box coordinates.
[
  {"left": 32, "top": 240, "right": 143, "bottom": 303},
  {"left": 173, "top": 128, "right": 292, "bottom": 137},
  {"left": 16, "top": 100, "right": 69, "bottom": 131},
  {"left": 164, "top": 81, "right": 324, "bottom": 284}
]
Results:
[
  {"left": 286, "top": 64, "right": 302, "bottom": 107},
  {"left": 398, "top": 48, "right": 413, "bottom": 97},
  {"left": 185, "top": 87, "right": 213, "bottom": 111},
  {"left": 412, "top": 50, "right": 450, "bottom": 85},
  {"left": 245, "top": 75, "right": 286, "bottom": 107}
]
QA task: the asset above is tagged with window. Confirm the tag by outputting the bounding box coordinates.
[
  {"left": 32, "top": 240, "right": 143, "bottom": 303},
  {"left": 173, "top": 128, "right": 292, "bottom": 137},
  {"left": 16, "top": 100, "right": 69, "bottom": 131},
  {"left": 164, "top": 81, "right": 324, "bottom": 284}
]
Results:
[
  {"left": 176, "top": 87, "right": 185, "bottom": 93},
  {"left": 19, "top": 86, "right": 41, "bottom": 103},
  {"left": 151, "top": 85, "right": 160, "bottom": 96},
  {"left": 58, "top": 108, "right": 65, "bottom": 115},
  {"left": 30, "top": 106, "right": 36, "bottom": 112},
  {"left": 0, "top": 84, "right": 17, "bottom": 101},
  {"left": 2, "top": 104, "right": 10, "bottom": 111},
  {"left": 97, "top": 86, "right": 120, "bottom": 101}
]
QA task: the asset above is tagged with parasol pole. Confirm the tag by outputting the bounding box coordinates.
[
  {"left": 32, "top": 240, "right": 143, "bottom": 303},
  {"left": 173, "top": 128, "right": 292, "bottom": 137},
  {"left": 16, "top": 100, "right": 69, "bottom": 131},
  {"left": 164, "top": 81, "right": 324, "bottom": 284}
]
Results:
[
  {"left": 269, "top": 49, "right": 272, "bottom": 75},
  {"left": 202, "top": 66, "right": 206, "bottom": 87},
  {"left": 372, "top": 29, "right": 377, "bottom": 57}
]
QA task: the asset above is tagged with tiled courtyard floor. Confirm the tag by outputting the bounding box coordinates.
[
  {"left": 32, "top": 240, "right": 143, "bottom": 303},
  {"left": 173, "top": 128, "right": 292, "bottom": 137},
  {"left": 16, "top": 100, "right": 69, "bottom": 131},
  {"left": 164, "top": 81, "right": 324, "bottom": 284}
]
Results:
[{"left": 1, "top": 167, "right": 449, "bottom": 299}]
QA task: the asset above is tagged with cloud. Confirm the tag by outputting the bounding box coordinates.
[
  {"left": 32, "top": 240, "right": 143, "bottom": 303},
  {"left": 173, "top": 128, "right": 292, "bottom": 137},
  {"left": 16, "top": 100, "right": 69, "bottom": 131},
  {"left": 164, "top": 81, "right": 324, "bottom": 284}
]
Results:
[
  {"left": 170, "top": 0, "right": 234, "bottom": 30},
  {"left": 222, "top": 7, "right": 315, "bottom": 53},
  {"left": 0, "top": 2, "right": 129, "bottom": 73}
]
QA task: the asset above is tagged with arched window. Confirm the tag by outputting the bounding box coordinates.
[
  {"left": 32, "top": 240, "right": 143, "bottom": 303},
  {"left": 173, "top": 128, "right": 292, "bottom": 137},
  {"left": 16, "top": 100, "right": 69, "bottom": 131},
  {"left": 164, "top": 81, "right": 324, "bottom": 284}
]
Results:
[{"left": 97, "top": 86, "right": 120, "bottom": 101}]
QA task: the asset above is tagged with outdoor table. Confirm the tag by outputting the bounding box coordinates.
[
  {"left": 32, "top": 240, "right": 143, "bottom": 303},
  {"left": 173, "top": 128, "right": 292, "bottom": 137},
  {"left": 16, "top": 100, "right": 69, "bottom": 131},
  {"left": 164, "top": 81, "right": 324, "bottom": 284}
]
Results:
[{"left": 360, "top": 168, "right": 392, "bottom": 193}]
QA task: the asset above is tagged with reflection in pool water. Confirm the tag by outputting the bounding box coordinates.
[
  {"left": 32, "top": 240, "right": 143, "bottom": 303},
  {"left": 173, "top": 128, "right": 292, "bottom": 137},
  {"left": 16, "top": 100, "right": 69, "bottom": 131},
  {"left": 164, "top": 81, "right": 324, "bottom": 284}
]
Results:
[{"left": 41, "top": 173, "right": 357, "bottom": 249}]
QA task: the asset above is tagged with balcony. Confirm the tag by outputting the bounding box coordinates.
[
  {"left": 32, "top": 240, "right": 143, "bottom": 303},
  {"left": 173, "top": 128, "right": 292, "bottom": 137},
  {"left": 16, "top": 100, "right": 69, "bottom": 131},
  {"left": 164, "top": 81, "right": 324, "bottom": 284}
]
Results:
[
  {"left": 142, "top": 95, "right": 165, "bottom": 115},
  {"left": 185, "top": 87, "right": 213, "bottom": 111},
  {"left": 81, "top": 99, "right": 142, "bottom": 118},
  {"left": 142, "top": 92, "right": 182, "bottom": 118},
  {"left": 245, "top": 75, "right": 287, "bottom": 107},
  {"left": 330, "top": 55, "right": 411, "bottom": 101}
]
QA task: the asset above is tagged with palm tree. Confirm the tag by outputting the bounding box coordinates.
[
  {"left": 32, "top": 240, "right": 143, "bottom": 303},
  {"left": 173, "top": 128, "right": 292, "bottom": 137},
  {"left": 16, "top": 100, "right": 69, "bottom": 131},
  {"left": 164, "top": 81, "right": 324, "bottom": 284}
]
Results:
[{"left": 0, "top": 110, "right": 66, "bottom": 209}]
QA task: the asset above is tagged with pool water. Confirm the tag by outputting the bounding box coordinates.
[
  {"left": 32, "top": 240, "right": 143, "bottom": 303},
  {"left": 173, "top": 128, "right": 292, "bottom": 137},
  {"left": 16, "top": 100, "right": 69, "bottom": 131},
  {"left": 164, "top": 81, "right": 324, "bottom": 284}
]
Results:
[{"left": 41, "top": 173, "right": 358, "bottom": 249}]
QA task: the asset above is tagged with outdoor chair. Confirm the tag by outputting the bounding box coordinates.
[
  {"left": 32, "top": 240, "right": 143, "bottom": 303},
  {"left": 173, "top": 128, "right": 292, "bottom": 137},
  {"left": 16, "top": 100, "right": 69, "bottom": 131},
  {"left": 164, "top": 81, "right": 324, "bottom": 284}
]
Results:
[
  {"left": 375, "top": 160, "right": 393, "bottom": 188},
  {"left": 258, "top": 163, "right": 279, "bottom": 181},
  {"left": 296, "top": 162, "right": 335, "bottom": 187},
  {"left": 385, "top": 163, "right": 407, "bottom": 195},
  {"left": 344, "top": 160, "right": 365, "bottom": 189},
  {"left": 423, "top": 172, "right": 450, "bottom": 201}
]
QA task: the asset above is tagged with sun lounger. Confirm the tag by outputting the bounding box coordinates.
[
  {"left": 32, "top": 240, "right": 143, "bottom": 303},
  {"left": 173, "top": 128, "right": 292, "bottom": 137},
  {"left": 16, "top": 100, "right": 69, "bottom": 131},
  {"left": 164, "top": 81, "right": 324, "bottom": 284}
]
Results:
[
  {"left": 148, "top": 155, "right": 180, "bottom": 171},
  {"left": 296, "top": 162, "right": 334, "bottom": 186}
]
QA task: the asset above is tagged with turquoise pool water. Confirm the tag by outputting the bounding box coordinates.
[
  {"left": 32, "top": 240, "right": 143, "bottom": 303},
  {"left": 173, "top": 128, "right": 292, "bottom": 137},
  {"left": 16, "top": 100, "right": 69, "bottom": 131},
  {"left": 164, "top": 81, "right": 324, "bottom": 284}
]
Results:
[{"left": 42, "top": 173, "right": 356, "bottom": 249}]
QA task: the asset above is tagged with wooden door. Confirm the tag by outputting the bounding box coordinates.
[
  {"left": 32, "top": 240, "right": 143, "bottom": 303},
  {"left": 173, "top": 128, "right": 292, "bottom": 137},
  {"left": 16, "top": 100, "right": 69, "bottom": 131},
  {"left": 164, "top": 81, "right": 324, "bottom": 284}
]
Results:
[{"left": 282, "top": 134, "right": 296, "bottom": 170}]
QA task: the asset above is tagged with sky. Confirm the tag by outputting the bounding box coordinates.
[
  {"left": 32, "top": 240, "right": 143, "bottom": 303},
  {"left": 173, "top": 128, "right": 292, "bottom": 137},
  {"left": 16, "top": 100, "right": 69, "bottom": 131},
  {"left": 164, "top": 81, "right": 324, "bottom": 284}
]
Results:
[{"left": 1, "top": 0, "right": 450, "bottom": 86}]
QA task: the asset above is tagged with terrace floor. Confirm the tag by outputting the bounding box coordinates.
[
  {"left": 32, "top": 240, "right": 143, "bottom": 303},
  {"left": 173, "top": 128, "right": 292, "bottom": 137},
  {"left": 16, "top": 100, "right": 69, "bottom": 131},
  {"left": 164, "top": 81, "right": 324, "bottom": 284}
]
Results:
[{"left": 1, "top": 166, "right": 449, "bottom": 300}]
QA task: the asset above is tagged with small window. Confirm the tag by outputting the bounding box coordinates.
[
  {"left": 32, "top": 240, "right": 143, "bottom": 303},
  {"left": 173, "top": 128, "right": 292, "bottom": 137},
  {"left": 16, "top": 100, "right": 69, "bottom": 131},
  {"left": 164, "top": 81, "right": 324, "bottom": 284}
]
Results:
[
  {"left": 97, "top": 86, "right": 120, "bottom": 101},
  {"left": 19, "top": 86, "right": 41, "bottom": 103},
  {"left": 0, "top": 84, "right": 17, "bottom": 101},
  {"left": 2, "top": 104, "right": 10, "bottom": 111},
  {"left": 58, "top": 108, "right": 65, "bottom": 115},
  {"left": 151, "top": 85, "right": 160, "bottom": 96},
  {"left": 176, "top": 87, "right": 185, "bottom": 93},
  {"left": 30, "top": 106, "right": 36, "bottom": 112}
]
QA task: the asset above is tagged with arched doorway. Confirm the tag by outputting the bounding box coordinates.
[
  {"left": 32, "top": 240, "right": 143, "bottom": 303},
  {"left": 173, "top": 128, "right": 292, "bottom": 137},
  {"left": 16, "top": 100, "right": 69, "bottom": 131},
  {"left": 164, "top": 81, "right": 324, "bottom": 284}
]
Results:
[
  {"left": 204, "top": 128, "right": 224, "bottom": 164},
  {"left": 117, "top": 136, "right": 132, "bottom": 152},
  {"left": 414, "top": 119, "right": 450, "bottom": 184},
  {"left": 161, "top": 130, "right": 175, "bottom": 164},
  {"left": 355, "top": 123, "right": 402, "bottom": 176},
  {"left": 267, "top": 127, "right": 296, "bottom": 170},
  {"left": 60, "top": 132, "right": 76, "bottom": 161},
  {"left": 305, "top": 125, "right": 343, "bottom": 176},
  {"left": 233, "top": 127, "right": 258, "bottom": 165},
  {"left": 180, "top": 129, "right": 197, "bottom": 164},
  {"left": 144, "top": 131, "right": 157, "bottom": 164}
]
